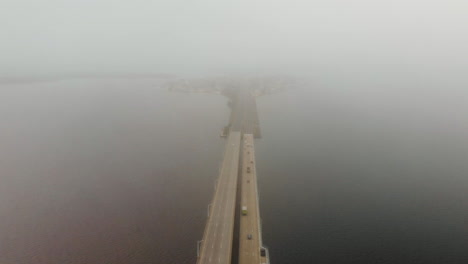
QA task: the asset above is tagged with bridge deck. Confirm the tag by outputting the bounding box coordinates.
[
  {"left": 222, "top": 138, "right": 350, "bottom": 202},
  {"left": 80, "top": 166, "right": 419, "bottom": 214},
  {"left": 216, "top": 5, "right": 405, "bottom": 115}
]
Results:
[
  {"left": 239, "top": 134, "right": 268, "bottom": 264},
  {"left": 225, "top": 88, "right": 261, "bottom": 138},
  {"left": 197, "top": 131, "right": 241, "bottom": 264}
]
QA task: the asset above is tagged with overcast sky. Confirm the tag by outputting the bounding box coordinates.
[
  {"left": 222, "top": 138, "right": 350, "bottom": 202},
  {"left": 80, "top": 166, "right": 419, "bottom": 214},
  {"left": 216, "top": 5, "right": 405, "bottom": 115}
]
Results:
[{"left": 2, "top": 0, "right": 467, "bottom": 77}]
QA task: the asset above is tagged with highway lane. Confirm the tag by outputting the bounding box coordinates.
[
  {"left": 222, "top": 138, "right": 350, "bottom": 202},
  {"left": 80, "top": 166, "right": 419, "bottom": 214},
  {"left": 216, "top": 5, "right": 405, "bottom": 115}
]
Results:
[
  {"left": 197, "top": 131, "right": 241, "bottom": 264},
  {"left": 198, "top": 86, "right": 264, "bottom": 264},
  {"left": 224, "top": 85, "right": 261, "bottom": 137},
  {"left": 239, "top": 134, "right": 267, "bottom": 264},
  {"left": 239, "top": 87, "right": 260, "bottom": 137}
]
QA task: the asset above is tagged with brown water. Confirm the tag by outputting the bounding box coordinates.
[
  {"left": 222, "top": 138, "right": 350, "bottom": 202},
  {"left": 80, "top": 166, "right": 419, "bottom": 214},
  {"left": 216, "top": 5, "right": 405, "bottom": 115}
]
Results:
[{"left": 0, "top": 78, "right": 227, "bottom": 264}]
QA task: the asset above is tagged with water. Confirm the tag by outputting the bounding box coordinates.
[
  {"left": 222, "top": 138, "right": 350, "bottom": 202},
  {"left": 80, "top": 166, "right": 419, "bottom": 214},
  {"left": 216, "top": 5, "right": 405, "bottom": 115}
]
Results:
[
  {"left": 1, "top": 76, "right": 468, "bottom": 263},
  {"left": 256, "top": 76, "right": 468, "bottom": 263},
  {"left": 0, "top": 78, "right": 227, "bottom": 264}
]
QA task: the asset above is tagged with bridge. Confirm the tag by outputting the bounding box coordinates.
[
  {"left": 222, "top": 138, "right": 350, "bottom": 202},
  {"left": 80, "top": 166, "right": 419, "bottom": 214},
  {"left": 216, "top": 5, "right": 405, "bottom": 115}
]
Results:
[
  {"left": 239, "top": 134, "right": 268, "bottom": 264},
  {"left": 197, "top": 85, "right": 269, "bottom": 264}
]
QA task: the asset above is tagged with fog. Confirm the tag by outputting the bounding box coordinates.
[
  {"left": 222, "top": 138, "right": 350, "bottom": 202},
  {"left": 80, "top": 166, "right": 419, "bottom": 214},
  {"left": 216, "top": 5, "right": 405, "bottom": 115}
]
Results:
[
  {"left": 2, "top": 0, "right": 467, "bottom": 77},
  {"left": 2, "top": 1, "right": 468, "bottom": 264}
]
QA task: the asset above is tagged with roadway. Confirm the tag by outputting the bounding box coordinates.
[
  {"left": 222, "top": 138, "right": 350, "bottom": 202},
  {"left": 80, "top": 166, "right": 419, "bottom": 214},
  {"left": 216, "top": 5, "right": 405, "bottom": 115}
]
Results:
[
  {"left": 225, "top": 85, "right": 261, "bottom": 138},
  {"left": 241, "top": 88, "right": 261, "bottom": 138},
  {"left": 197, "top": 131, "right": 241, "bottom": 264},
  {"left": 239, "top": 134, "right": 268, "bottom": 264}
]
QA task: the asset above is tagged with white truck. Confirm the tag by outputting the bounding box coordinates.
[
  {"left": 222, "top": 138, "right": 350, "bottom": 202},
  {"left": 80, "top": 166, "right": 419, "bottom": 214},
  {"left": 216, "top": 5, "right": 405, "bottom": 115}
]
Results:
[{"left": 242, "top": 206, "right": 248, "bottom": 215}]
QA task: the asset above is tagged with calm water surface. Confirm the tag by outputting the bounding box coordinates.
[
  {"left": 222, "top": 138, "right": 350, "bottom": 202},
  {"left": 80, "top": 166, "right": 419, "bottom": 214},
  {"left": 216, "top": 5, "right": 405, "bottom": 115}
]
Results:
[
  {"left": 0, "top": 78, "right": 227, "bottom": 264},
  {"left": 257, "top": 76, "right": 468, "bottom": 264},
  {"left": 1, "top": 76, "right": 467, "bottom": 263}
]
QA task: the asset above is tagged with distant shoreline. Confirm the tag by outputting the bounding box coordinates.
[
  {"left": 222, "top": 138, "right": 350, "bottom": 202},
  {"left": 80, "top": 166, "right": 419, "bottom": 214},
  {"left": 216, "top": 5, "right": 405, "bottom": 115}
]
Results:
[{"left": 0, "top": 73, "right": 176, "bottom": 84}]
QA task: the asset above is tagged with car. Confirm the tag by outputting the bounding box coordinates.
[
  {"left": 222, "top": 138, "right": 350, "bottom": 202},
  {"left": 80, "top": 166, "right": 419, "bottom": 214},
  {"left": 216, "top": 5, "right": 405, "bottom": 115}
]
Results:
[{"left": 247, "top": 234, "right": 252, "bottom": 240}]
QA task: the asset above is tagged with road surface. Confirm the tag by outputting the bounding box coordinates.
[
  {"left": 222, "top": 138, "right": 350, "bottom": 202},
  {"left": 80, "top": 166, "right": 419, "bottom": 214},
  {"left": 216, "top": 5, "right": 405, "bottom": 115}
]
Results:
[
  {"left": 197, "top": 131, "right": 241, "bottom": 264},
  {"left": 226, "top": 86, "right": 261, "bottom": 138},
  {"left": 239, "top": 134, "right": 268, "bottom": 264}
]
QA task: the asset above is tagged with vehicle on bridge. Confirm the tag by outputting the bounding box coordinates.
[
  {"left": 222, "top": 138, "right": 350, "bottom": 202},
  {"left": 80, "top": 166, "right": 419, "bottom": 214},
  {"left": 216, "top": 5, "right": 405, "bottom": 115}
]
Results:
[{"left": 242, "top": 206, "right": 248, "bottom": 215}]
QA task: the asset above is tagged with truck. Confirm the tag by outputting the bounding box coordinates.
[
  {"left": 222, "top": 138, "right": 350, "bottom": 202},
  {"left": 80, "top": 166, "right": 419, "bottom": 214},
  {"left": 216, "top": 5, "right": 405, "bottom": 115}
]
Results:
[{"left": 242, "top": 206, "right": 248, "bottom": 215}]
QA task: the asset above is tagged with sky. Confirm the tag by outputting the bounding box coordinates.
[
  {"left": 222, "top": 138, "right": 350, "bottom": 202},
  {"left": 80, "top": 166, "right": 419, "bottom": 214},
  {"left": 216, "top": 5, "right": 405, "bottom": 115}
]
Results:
[{"left": 2, "top": 0, "right": 467, "bottom": 77}]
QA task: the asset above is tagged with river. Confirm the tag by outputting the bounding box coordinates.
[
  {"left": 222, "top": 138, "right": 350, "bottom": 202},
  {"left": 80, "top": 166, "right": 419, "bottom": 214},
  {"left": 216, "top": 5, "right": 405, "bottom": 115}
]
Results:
[{"left": 1, "top": 75, "right": 467, "bottom": 263}]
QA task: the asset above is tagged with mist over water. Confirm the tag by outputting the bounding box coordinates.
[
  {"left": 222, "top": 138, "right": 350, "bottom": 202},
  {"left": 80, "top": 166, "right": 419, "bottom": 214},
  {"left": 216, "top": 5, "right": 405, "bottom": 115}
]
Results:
[
  {"left": 0, "top": 79, "right": 227, "bottom": 263},
  {"left": 256, "top": 73, "right": 468, "bottom": 263},
  {"left": 1, "top": 71, "right": 467, "bottom": 263},
  {"left": 2, "top": 0, "right": 468, "bottom": 263}
]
